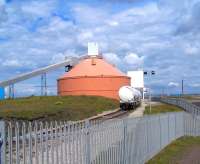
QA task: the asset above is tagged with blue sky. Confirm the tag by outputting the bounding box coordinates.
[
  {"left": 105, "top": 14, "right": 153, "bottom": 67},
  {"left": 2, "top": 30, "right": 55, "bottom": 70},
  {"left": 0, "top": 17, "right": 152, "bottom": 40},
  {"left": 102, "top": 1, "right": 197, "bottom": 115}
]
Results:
[{"left": 0, "top": 0, "right": 200, "bottom": 96}]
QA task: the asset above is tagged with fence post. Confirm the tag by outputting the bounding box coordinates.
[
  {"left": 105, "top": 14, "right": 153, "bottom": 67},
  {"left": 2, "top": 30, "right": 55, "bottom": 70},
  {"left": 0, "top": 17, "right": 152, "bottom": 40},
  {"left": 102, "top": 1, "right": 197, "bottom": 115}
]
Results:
[
  {"left": 85, "top": 120, "right": 91, "bottom": 164},
  {"left": 146, "top": 118, "right": 149, "bottom": 160},
  {"left": 175, "top": 113, "right": 177, "bottom": 138},
  {"left": 159, "top": 116, "right": 162, "bottom": 150},
  {"left": 0, "top": 121, "right": 5, "bottom": 164},
  {"left": 122, "top": 119, "right": 128, "bottom": 164},
  {"left": 183, "top": 113, "right": 187, "bottom": 137},
  {"left": 167, "top": 114, "right": 170, "bottom": 143}
]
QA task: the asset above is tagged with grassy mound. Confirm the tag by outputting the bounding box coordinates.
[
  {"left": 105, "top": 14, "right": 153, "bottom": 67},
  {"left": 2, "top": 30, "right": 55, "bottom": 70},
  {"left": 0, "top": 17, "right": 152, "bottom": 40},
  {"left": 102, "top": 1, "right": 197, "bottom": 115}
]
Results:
[
  {"left": 144, "top": 103, "right": 182, "bottom": 115},
  {"left": 0, "top": 96, "right": 118, "bottom": 121}
]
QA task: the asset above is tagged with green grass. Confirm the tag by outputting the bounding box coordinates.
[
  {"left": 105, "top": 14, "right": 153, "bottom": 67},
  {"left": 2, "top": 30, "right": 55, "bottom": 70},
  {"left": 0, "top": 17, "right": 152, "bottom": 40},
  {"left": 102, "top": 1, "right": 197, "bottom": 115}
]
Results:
[
  {"left": 144, "top": 103, "right": 182, "bottom": 115},
  {"left": 182, "top": 95, "right": 200, "bottom": 100},
  {"left": 169, "top": 95, "right": 200, "bottom": 100},
  {"left": 0, "top": 96, "right": 119, "bottom": 121},
  {"left": 146, "top": 136, "right": 200, "bottom": 164}
]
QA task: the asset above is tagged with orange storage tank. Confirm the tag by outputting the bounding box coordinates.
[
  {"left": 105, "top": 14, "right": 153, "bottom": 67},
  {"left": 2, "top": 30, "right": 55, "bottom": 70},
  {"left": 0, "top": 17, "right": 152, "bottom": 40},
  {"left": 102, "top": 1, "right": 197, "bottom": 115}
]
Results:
[{"left": 57, "top": 56, "right": 130, "bottom": 100}]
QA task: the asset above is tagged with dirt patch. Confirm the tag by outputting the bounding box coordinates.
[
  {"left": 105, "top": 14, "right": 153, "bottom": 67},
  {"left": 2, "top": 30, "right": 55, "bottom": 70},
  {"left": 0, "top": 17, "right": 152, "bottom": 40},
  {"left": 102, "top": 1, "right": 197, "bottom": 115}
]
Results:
[{"left": 178, "top": 146, "right": 200, "bottom": 164}]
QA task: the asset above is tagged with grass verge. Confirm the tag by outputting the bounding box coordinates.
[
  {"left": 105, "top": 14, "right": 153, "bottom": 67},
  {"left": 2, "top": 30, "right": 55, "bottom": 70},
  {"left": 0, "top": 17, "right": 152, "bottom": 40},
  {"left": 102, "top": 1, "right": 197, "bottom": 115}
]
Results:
[
  {"left": 146, "top": 136, "right": 200, "bottom": 164},
  {"left": 169, "top": 95, "right": 200, "bottom": 100},
  {"left": 144, "top": 102, "right": 182, "bottom": 115},
  {"left": 0, "top": 95, "right": 118, "bottom": 121}
]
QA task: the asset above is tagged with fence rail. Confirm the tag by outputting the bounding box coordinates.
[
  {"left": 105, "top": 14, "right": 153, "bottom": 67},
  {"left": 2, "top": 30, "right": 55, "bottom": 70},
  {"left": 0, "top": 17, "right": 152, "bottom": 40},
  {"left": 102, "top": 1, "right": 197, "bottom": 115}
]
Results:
[
  {"left": 0, "top": 111, "right": 200, "bottom": 164},
  {"left": 161, "top": 98, "right": 200, "bottom": 116}
]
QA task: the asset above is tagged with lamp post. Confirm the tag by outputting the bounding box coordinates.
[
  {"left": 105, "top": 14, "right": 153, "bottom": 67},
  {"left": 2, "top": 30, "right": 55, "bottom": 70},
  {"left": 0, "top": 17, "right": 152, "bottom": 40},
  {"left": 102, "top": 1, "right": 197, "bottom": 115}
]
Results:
[{"left": 144, "top": 70, "right": 155, "bottom": 113}]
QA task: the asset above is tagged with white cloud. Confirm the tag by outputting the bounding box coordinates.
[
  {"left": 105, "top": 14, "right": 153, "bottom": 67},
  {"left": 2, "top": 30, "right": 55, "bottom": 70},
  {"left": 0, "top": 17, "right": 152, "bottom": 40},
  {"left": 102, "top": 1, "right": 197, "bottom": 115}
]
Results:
[
  {"left": 77, "top": 30, "right": 94, "bottom": 44},
  {"left": 190, "top": 84, "right": 200, "bottom": 87},
  {"left": 168, "top": 82, "right": 179, "bottom": 87},
  {"left": 21, "top": 1, "right": 56, "bottom": 17},
  {"left": 0, "top": 3, "right": 7, "bottom": 23},
  {"left": 185, "top": 44, "right": 199, "bottom": 55},
  {"left": 50, "top": 53, "right": 65, "bottom": 64},
  {"left": 20, "top": 88, "right": 36, "bottom": 95},
  {"left": 1, "top": 0, "right": 200, "bottom": 95},
  {"left": 107, "top": 20, "right": 119, "bottom": 26},
  {"left": 63, "top": 49, "right": 79, "bottom": 57},
  {"left": 3, "top": 59, "right": 22, "bottom": 67},
  {"left": 15, "top": 85, "right": 39, "bottom": 97},
  {"left": 103, "top": 53, "right": 121, "bottom": 65},
  {"left": 123, "top": 53, "right": 144, "bottom": 69},
  {"left": 50, "top": 50, "right": 80, "bottom": 64},
  {"left": 72, "top": 4, "right": 109, "bottom": 26},
  {"left": 39, "top": 17, "right": 75, "bottom": 33},
  {"left": 2, "top": 59, "right": 37, "bottom": 71}
]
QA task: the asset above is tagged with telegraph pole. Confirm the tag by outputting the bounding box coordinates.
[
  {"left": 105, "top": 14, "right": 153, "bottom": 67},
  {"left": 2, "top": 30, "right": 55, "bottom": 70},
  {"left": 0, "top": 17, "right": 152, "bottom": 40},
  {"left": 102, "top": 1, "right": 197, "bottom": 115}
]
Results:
[
  {"left": 41, "top": 73, "right": 47, "bottom": 96},
  {"left": 181, "top": 79, "right": 184, "bottom": 96}
]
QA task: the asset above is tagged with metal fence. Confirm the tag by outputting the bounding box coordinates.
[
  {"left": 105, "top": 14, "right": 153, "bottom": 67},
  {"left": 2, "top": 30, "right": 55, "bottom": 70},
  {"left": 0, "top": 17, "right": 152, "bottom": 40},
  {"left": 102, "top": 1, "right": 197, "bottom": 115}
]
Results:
[
  {"left": 161, "top": 98, "right": 200, "bottom": 116},
  {"left": 0, "top": 111, "right": 199, "bottom": 164}
]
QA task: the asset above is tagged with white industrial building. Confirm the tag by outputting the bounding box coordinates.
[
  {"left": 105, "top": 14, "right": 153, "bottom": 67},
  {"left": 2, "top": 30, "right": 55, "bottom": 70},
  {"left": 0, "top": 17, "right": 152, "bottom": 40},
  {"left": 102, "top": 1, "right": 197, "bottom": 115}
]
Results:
[{"left": 127, "top": 70, "right": 145, "bottom": 99}]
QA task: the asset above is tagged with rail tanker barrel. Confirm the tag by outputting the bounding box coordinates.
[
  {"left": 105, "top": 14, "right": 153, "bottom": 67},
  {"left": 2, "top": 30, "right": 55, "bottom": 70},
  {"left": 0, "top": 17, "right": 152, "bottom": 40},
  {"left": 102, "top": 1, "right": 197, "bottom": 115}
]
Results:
[
  {"left": 119, "top": 86, "right": 134, "bottom": 102},
  {"left": 118, "top": 86, "right": 142, "bottom": 110},
  {"left": 119, "top": 86, "right": 141, "bottom": 102}
]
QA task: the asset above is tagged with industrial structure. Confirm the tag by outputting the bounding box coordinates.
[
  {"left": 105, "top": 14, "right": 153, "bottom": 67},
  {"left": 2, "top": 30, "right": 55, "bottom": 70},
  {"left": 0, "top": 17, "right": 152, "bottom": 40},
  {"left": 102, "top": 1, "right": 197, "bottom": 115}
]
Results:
[
  {"left": 58, "top": 43, "right": 130, "bottom": 100},
  {"left": 0, "top": 87, "right": 4, "bottom": 100},
  {"left": 127, "top": 70, "right": 145, "bottom": 99},
  {"left": 0, "top": 57, "right": 79, "bottom": 99},
  {"left": 0, "top": 43, "right": 147, "bottom": 100}
]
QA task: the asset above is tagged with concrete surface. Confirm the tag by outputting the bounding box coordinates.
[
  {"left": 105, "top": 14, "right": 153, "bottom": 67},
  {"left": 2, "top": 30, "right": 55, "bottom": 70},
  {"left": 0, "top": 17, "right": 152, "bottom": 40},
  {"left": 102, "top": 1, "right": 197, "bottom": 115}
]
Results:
[{"left": 128, "top": 100, "right": 147, "bottom": 118}]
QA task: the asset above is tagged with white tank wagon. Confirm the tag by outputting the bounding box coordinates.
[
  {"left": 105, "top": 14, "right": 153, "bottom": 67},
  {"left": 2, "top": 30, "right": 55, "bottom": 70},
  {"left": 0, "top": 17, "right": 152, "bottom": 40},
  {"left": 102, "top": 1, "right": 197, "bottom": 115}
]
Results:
[{"left": 118, "top": 86, "right": 142, "bottom": 110}]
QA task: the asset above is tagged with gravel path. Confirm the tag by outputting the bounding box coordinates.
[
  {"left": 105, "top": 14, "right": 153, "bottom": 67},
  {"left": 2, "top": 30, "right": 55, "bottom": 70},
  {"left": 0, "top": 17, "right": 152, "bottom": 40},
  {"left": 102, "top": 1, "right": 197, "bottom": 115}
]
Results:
[
  {"left": 128, "top": 101, "right": 147, "bottom": 118},
  {"left": 178, "top": 146, "right": 200, "bottom": 164},
  {"left": 192, "top": 101, "right": 200, "bottom": 107}
]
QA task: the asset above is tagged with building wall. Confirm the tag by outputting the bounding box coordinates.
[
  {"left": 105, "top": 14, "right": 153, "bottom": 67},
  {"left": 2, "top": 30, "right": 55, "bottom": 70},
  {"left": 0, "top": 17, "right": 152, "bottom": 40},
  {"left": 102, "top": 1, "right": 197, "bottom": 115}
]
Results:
[{"left": 58, "top": 76, "right": 130, "bottom": 100}]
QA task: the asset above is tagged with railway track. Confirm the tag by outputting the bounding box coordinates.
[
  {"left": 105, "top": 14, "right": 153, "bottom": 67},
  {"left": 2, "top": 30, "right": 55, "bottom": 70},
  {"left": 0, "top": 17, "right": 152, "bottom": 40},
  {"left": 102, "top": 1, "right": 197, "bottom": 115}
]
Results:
[{"left": 89, "top": 109, "right": 129, "bottom": 121}]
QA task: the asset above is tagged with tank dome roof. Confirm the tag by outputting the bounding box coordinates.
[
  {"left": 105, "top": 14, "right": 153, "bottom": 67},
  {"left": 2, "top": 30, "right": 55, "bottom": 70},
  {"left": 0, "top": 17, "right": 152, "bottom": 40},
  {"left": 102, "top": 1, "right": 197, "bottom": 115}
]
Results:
[{"left": 59, "top": 57, "right": 127, "bottom": 79}]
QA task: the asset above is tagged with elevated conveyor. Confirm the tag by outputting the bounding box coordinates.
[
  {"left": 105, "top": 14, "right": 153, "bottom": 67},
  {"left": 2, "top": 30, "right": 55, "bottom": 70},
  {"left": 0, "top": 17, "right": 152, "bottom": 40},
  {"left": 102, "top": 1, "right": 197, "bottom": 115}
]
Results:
[{"left": 0, "top": 56, "right": 80, "bottom": 98}]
